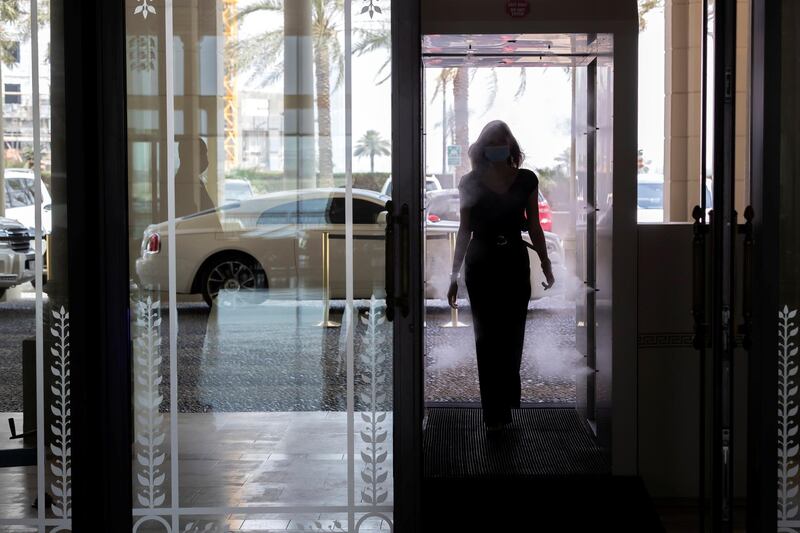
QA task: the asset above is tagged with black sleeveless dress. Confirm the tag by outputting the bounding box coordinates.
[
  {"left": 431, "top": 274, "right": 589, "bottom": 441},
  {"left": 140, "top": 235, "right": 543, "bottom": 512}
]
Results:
[{"left": 458, "top": 167, "right": 537, "bottom": 426}]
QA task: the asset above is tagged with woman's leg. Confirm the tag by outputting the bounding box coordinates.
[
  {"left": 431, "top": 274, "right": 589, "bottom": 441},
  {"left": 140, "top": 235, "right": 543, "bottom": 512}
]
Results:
[
  {"left": 506, "top": 276, "right": 530, "bottom": 412},
  {"left": 466, "top": 260, "right": 505, "bottom": 427}
]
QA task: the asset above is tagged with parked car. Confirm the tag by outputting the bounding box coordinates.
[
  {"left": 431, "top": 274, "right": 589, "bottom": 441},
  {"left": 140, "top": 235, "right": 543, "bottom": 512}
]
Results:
[
  {"left": 4, "top": 168, "right": 53, "bottom": 235},
  {"left": 135, "top": 187, "right": 565, "bottom": 307},
  {"left": 381, "top": 175, "right": 442, "bottom": 197},
  {"left": 636, "top": 173, "right": 664, "bottom": 223},
  {"left": 224, "top": 179, "right": 255, "bottom": 202},
  {"left": 0, "top": 217, "right": 35, "bottom": 299},
  {"left": 425, "top": 187, "right": 553, "bottom": 232}
]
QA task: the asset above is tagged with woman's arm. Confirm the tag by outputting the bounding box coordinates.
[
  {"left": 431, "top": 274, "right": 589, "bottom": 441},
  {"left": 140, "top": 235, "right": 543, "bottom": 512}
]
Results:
[
  {"left": 447, "top": 204, "right": 471, "bottom": 308},
  {"left": 525, "top": 183, "right": 555, "bottom": 289}
]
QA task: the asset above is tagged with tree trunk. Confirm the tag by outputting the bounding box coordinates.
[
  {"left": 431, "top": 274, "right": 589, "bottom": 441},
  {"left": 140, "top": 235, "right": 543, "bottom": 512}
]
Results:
[
  {"left": 453, "top": 67, "right": 470, "bottom": 178},
  {"left": 370, "top": 152, "right": 374, "bottom": 174},
  {"left": 314, "top": 38, "right": 334, "bottom": 187}
]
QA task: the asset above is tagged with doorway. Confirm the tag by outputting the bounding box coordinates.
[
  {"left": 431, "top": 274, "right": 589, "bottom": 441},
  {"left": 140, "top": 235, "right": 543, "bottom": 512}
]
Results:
[{"left": 419, "top": 32, "right": 613, "bottom": 476}]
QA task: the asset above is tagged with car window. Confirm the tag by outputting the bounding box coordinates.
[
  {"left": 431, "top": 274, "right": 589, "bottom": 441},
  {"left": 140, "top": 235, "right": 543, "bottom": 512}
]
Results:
[
  {"left": 538, "top": 191, "right": 544, "bottom": 203},
  {"left": 257, "top": 198, "right": 330, "bottom": 225},
  {"left": 328, "top": 198, "right": 385, "bottom": 224},
  {"left": 225, "top": 182, "right": 253, "bottom": 200},
  {"left": 637, "top": 182, "right": 663, "bottom": 209},
  {"left": 258, "top": 197, "right": 385, "bottom": 225},
  {"left": 5, "top": 178, "right": 35, "bottom": 208},
  {"left": 425, "top": 180, "right": 438, "bottom": 192},
  {"left": 427, "top": 195, "right": 460, "bottom": 221}
]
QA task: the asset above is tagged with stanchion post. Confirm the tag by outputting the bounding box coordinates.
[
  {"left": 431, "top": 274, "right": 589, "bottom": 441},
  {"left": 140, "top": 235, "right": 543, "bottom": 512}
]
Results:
[
  {"left": 317, "top": 230, "right": 340, "bottom": 327},
  {"left": 442, "top": 231, "right": 468, "bottom": 328}
]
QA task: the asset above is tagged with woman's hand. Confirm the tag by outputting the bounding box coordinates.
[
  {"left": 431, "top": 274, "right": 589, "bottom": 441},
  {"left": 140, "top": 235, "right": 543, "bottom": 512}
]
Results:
[
  {"left": 541, "top": 258, "right": 555, "bottom": 290},
  {"left": 447, "top": 280, "right": 459, "bottom": 308}
]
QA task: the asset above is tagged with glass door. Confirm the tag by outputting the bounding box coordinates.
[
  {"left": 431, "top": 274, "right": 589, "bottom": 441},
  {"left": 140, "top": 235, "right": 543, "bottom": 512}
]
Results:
[
  {"left": 125, "top": 1, "right": 395, "bottom": 530},
  {"left": 0, "top": 1, "right": 73, "bottom": 530}
]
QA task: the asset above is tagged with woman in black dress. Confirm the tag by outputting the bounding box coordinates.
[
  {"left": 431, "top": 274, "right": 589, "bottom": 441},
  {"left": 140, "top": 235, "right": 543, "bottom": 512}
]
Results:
[{"left": 447, "top": 120, "right": 555, "bottom": 433}]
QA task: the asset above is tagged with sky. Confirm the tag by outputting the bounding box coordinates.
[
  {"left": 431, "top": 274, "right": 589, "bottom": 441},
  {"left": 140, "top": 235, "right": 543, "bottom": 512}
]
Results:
[{"left": 238, "top": 4, "right": 666, "bottom": 177}]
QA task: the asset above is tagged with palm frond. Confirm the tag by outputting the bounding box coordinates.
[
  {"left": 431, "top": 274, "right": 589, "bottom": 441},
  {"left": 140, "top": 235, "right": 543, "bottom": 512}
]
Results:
[
  {"left": 352, "top": 28, "right": 390, "bottom": 56},
  {"left": 235, "top": 0, "right": 283, "bottom": 23},
  {"left": 430, "top": 68, "right": 455, "bottom": 103},
  {"left": 514, "top": 68, "right": 527, "bottom": 100},
  {"left": 479, "top": 69, "right": 498, "bottom": 116},
  {"left": 232, "top": 29, "right": 285, "bottom": 87}
]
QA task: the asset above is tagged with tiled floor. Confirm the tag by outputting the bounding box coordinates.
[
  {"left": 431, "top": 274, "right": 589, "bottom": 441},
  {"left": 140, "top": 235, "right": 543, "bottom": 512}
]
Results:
[{"left": 2, "top": 411, "right": 394, "bottom": 531}]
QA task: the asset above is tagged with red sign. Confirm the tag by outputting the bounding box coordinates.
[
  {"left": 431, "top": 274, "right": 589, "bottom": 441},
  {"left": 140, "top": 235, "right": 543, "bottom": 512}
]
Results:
[{"left": 506, "top": 0, "right": 529, "bottom": 17}]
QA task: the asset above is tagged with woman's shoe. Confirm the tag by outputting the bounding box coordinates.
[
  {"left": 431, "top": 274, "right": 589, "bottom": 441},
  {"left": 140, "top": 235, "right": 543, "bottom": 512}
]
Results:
[{"left": 485, "top": 421, "right": 505, "bottom": 433}]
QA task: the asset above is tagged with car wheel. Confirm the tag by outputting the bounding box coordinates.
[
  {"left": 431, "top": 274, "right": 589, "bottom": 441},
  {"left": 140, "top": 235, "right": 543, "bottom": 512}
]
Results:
[{"left": 201, "top": 254, "right": 267, "bottom": 308}]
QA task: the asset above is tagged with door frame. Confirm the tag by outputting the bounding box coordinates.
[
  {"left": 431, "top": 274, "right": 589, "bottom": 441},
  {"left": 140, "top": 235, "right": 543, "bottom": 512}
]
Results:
[
  {"left": 391, "top": 0, "right": 425, "bottom": 530},
  {"left": 747, "top": 0, "right": 780, "bottom": 530},
  {"left": 410, "top": 0, "right": 639, "bottom": 477},
  {"left": 62, "top": 0, "right": 133, "bottom": 529}
]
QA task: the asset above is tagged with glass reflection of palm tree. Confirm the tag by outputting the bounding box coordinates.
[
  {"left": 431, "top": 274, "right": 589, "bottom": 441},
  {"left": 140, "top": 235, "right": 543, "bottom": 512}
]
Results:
[
  {"left": 233, "top": 0, "right": 345, "bottom": 187},
  {"left": 354, "top": 130, "right": 390, "bottom": 174}
]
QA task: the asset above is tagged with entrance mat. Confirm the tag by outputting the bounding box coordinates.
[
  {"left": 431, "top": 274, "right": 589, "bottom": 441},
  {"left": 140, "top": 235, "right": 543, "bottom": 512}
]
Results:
[
  {"left": 421, "top": 475, "right": 666, "bottom": 532},
  {"left": 423, "top": 407, "right": 610, "bottom": 478}
]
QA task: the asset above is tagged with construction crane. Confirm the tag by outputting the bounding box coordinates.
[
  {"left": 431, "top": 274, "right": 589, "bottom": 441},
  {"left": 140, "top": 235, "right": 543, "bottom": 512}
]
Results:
[{"left": 223, "top": 0, "right": 239, "bottom": 169}]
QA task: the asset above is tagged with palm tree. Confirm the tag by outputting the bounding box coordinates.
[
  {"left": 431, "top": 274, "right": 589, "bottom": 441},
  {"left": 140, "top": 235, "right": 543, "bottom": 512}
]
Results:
[
  {"left": 234, "top": 0, "right": 344, "bottom": 187},
  {"left": 354, "top": 129, "right": 390, "bottom": 173}
]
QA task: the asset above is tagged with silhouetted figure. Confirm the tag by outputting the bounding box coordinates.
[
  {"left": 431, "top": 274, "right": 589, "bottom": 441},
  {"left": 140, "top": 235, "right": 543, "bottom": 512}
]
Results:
[
  {"left": 447, "top": 120, "right": 555, "bottom": 434},
  {"left": 175, "top": 137, "right": 215, "bottom": 219}
]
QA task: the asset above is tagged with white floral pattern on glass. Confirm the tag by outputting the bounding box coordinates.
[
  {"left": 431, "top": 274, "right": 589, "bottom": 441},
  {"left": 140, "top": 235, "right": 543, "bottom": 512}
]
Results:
[
  {"left": 134, "top": 0, "right": 157, "bottom": 19},
  {"left": 779, "top": 305, "right": 800, "bottom": 532},
  {"left": 49, "top": 306, "right": 72, "bottom": 520},
  {"left": 360, "top": 0, "right": 382, "bottom": 18},
  {"left": 133, "top": 296, "right": 168, "bottom": 509},
  {"left": 359, "top": 296, "right": 390, "bottom": 506}
]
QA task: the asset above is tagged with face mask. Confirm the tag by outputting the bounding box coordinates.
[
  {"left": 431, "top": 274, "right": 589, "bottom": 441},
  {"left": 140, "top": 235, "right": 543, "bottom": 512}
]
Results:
[{"left": 484, "top": 144, "right": 510, "bottom": 163}]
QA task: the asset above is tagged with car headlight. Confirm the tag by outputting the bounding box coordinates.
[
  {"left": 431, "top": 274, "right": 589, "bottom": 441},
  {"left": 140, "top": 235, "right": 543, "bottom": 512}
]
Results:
[{"left": 0, "top": 230, "right": 8, "bottom": 248}]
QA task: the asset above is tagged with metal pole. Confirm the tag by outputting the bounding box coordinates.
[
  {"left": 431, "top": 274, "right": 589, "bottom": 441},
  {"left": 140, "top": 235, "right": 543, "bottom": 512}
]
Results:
[
  {"left": 441, "top": 231, "right": 468, "bottom": 328},
  {"left": 317, "top": 230, "right": 340, "bottom": 327},
  {"left": 711, "top": 0, "right": 736, "bottom": 530},
  {"left": 699, "top": 1, "right": 709, "bottom": 530},
  {"left": 442, "top": 78, "right": 446, "bottom": 177}
]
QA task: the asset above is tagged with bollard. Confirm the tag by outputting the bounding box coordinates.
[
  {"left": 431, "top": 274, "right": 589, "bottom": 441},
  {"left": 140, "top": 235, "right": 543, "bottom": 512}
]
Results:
[
  {"left": 441, "top": 231, "right": 468, "bottom": 328},
  {"left": 317, "top": 230, "right": 340, "bottom": 328}
]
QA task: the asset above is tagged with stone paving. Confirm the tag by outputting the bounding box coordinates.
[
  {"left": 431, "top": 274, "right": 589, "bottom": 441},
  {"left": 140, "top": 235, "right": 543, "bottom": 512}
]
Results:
[{"left": 0, "top": 291, "right": 581, "bottom": 413}]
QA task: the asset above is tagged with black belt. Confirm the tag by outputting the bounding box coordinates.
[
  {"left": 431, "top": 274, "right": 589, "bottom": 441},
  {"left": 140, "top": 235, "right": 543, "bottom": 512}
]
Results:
[{"left": 471, "top": 231, "right": 534, "bottom": 249}]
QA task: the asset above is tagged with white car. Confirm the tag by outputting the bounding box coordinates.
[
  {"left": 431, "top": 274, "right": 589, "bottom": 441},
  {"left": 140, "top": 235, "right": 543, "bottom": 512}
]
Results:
[
  {"left": 381, "top": 175, "right": 442, "bottom": 197},
  {"left": 0, "top": 217, "right": 35, "bottom": 299},
  {"left": 636, "top": 174, "right": 664, "bottom": 223},
  {"left": 224, "top": 179, "right": 255, "bottom": 202},
  {"left": 135, "top": 188, "right": 565, "bottom": 306},
  {"left": 4, "top": 168, "right": 53, "bottom": 235}
]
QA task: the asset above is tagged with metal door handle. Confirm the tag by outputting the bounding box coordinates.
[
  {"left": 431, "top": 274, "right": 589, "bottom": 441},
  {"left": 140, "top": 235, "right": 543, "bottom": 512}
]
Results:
[
  {"left": 738, "top": 205, "right": 754, "bottom": 349},
  {"left": 691, "top": 205, "right": 708, "bottom": 350},
  {"left": 385, "top": 200, "right": 395, "bottom": 321},
  {"left": 384, "top": 201, "right": 409, "bottom": 322},
  {"left": 397, "top": 203, "right": 410, "bottom": 318}
]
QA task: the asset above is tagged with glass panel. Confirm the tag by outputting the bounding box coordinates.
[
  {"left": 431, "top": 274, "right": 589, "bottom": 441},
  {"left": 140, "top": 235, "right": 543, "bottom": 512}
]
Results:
[
  {"left": 126, "top": 0, "right": 393, "bottom": 529},
  {"left": 636, "top": 2, "right": 664, "bottom": 223},
  {"left": 0, "top": 0, "right": 72, "bottom": 530},
  {"left": 777, "top": 2, "right": 800, "bottom": 531}
]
